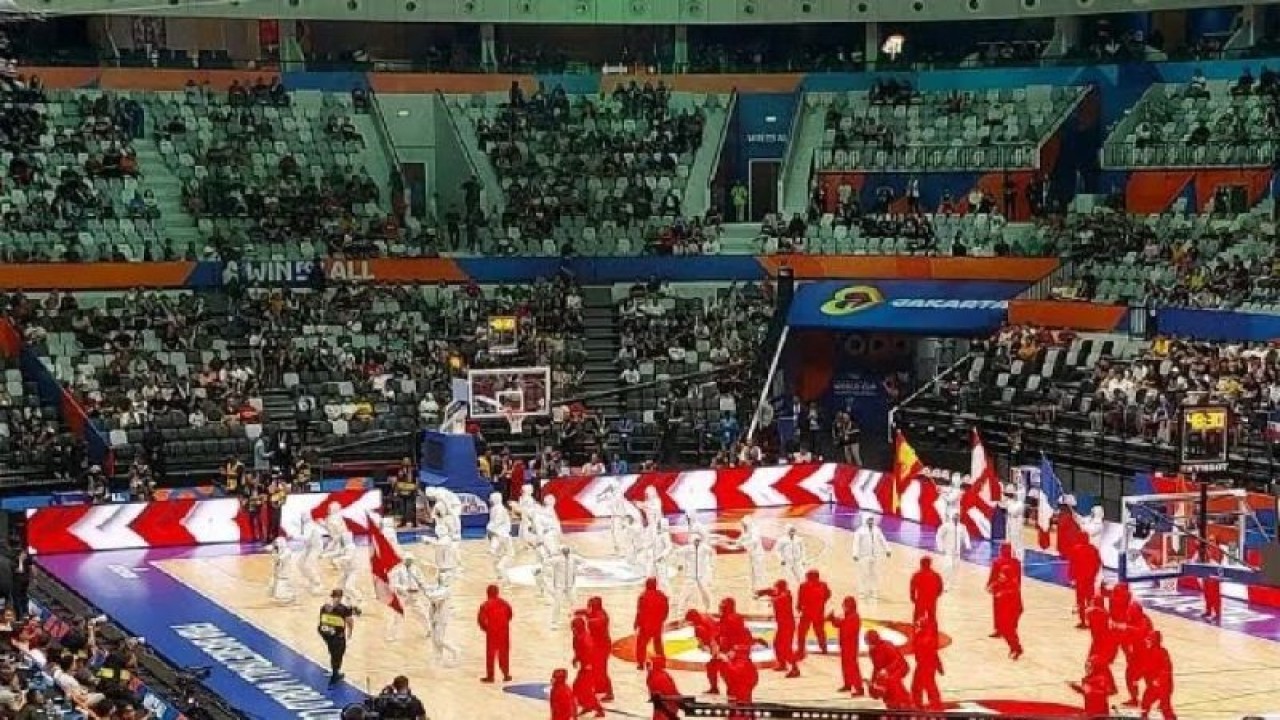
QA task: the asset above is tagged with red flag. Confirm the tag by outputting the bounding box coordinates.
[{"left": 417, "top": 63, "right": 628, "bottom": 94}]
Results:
[
  {"left": 892, "top": 430, "right": 925, "bottom": 515},
  {"left": 959, "top": 429, "right": 1003, "bottom": 539},
  {"left": 367, "top": 514, "right": 404, "bottom": 615}
]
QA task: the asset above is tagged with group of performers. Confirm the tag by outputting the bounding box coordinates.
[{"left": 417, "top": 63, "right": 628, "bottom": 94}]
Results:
[{"left": 268, "top": 470, "right": 1185, "bottom": 720}]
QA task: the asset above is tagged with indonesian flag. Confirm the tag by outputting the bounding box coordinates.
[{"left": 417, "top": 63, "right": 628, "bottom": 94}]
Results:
[
  {"left": 960, "top": 429, "right": 1003, "bottom": 540},
  {"left": 367, "top": 514, "right": 404, "bottom": 615},
  {"left": 891, "top": 430, "right": 925, "bottom": 515}
]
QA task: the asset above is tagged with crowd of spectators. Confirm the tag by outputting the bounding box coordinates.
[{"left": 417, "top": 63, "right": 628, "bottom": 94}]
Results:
[
  {"left": 473, "top": 80, "right": 706, "bottom": 244},
  {"left": 1050, "top": 210, "right": 1274, "bottom": 309},
  {"left": 153, "top": 80, "right": 393, "bottom": 261}
]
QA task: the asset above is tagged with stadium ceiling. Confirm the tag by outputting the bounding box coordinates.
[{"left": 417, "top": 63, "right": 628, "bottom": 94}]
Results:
[{"left": 13, "top": 0, "right": 1267, "bottom": 25}]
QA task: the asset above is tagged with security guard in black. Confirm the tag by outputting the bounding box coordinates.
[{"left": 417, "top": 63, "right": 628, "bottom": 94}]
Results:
[{"left": 317, "top": 589, "right": 355, "bottom": 686}]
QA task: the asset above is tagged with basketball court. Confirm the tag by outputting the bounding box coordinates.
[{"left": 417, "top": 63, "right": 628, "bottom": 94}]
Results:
[{"left": 35, "top": 505, "right": 1280, "bottom": 720}]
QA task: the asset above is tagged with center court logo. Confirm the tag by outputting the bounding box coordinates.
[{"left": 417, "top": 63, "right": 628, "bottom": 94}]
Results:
[
  {"left": 506, "top": 557, "right": 647, "bottom": 589},
  {"left": 820, "top": 285, "right": 884, "bottom": 316},
  {"left": 610, "top": 616, "right": 947, "bottom": 670}
]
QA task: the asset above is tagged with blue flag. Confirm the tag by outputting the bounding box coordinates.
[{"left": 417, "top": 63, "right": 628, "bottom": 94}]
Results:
[{"left": 1037, "top": 453, "right": 1062, "bottom": 533}]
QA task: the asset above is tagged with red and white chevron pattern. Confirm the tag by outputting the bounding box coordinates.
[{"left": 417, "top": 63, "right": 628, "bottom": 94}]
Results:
[
  {"left": 26, "top": 490, "right": 383, "bottom": 555},
  {"left": 544, "top": 463, "right": 851, "bottom": 520},
  {"left": 831, "top": 466, "right": 1001, "bottom": 540}
]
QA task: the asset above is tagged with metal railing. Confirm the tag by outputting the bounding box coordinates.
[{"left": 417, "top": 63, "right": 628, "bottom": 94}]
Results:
[
  {"left": 1017, "top": 259, "right": 1077, "bottom": 301},
  {"left": 1101, "top": 139, "right": 1279, "bottom": 169},
  {"left": 777, "top": 85, "right": 809, "bottom": 216},
  {"left": 695, "top": 88, "right": 737, "bottom": 218},
  {"left": 817, "top": 142, "right": 1039, "bottom": 172},
  {"left": 435, "top": 89, "right": 496, "bottom": 215},
  {"left": 365, "top": 86, "right": 409, "bottom": 216}
]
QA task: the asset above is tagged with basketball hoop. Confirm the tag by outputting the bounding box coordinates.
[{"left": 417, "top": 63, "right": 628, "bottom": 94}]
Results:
[{"left": 504, "top": 410, "right": 525, "bottom": 435}]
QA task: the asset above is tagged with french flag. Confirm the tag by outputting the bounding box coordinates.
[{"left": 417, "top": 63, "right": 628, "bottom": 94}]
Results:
[{"left": 1036, "top": 453, "right": 1063, "bottom": 549}]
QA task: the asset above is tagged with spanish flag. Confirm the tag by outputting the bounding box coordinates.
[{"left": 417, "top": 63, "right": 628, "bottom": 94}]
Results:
[{"left": 891, "top": 430, "right": 924, "bottom": 515}]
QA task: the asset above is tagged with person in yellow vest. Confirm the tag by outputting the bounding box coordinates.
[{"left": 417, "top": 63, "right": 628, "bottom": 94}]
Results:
[
  {"left": 222, "top": 455, "right": 244, "bottom": 495},
  {"left": 267, "top": 472, "right": 289, "bottom": 540},
  {"left": 244, "top": 473, "right": 267, "bottom": 543},
  {"left": 317, "top": 588, "right": 357, "bottom": 687},
  {"left": 394, "top": 458, "right": 418, "bottom": 528}
]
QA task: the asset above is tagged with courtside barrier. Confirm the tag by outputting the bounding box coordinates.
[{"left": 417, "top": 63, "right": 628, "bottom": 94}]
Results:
[{"left": 26, "top": 489, "right": 383, "bottom": 554}]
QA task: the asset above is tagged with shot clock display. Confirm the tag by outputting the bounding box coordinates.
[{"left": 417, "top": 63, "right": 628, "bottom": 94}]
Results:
[{"left": 1179, "top": 405, "right": 1230, "bottom": 473}]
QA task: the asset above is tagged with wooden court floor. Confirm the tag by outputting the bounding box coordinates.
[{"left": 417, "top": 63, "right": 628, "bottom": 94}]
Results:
[{"left": 154, "top": 511, "right": 1280, "bottom": 719}]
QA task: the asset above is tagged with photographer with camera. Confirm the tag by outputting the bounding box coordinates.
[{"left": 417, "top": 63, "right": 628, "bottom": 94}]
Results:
[{"left": 374, "top": 675, "right": 426, "bottom": 720}]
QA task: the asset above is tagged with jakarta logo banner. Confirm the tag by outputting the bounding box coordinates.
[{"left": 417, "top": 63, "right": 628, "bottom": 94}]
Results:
[{"left": 789, "top": 280, "right": 1028, "bottom": 335}]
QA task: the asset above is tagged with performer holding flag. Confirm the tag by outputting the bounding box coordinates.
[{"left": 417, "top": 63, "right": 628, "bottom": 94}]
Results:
[
  {"left": 1035, "top": 454, "right": 1064, "bottom": 550},
  {"left": 367, "top": 513, "right": 406, "bottom": 638}
]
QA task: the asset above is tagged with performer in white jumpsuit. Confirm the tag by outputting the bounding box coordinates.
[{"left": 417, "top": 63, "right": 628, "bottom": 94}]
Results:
[
  {"left": 598, "top": 477, "right": 639, "bottom": 554},
  {"left": 321, "top": 502, "right": 347, "bottom": 562},
  {"left": 851, "top": 515, "right": 891, "bottom": 600},
  {"left": 623, "top": 514, "right": 650, "bottom": 575},
  {"left": 424, "top": 579, "right": 462, "bottom": 665},
  {"left": 1002, "top": 483, "right": 1027, "bottom": 561},
  {"left": 423, "top": 486, "right": 463, "bottom": 542},
  {"left": 486, "top": 491, "right": 515, "bottom": 585},
  {"left": 675, "top": 532, "right": 715, "bottom": 615},
  {"left": 547, "top": 546, "right": 580, "bottom": 630},
  {"left": 775, "top": 525, "right": 810, "bottom": 587},
  {"left": 736, "top": 516, "right": 768, "bottom": 592},
  {"left": 386, "top": 559, "right": 416, "bottom": 641},
  {"left": 641, "top": 486, "right": 663, "bottom": 540},
  {"left": 536, "top": 495, "right": 563, "bottom": 549},
  {"left": 392, "top": 556, "right": 432, "bottom": 631},
  {"left": 649, "top": 518, "right": 674, "bottom": 592},
  {"left": 514, "top": 485, "right": 539, "bottom": 553},
  {"left": 934, "top": 513, "right": 971, "bottom": 585},
  {"left": 380, "top": 516, "right": 403, "bottom": 556},
  {"left": 1082, "top": 506, "right": 1106, "bottom": 549},
  {"left": 336, "top": 530, "right": 363, "bottom": 601},
  {"left": 942, "top": 473, "right": 965, "bottom": 518},
  {"left": 297, "top": 516, "right": 326, "bottom": 594},
  {"left": 424, "top": 531, "right": 462, "bottom": 587},
  {"left": 268, "top": 536, "right": 297, "bottom": 604}
]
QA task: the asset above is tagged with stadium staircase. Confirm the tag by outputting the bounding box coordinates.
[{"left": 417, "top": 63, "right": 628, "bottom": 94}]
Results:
[
  {"left": 681, "top": 93, "right": 734, "bottom": 218},
  {"left": 779, "top": 93, "right": 826, "bottom": 216},
  {"left": 578, "top": 286, "right": 623, "bottom": 419},
  {"left": 133, "top": 143, "right": 203, "bottom": 254}
]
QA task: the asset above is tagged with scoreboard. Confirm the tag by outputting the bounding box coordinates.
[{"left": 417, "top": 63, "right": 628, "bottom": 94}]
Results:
[{"left": 1179, "top": 405, "right": 1230, "bottom": 474}]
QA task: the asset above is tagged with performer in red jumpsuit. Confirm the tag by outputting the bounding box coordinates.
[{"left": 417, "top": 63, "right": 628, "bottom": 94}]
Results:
[
  {"left": 755, "top": 579, "right": 800, "bottom": 677},
  {"left": 1109, "top": 581, "right": 1132, "bottom": 625},
  {"left": 991, "top": 564, "right": 1024, "bottom": 659},
  {"left": 723, "top": 643, "right": 760, "bottom": 704},
  {"left": 585, "top": 596, "right": 614, "bottom": 701},
  {"left": 1070, "top": 655, "right": 1117, "bottom": 718},
  {"left": 645, "top": 656, "right": 681, "bottom": 720},
  {"left": 987, "top": 544, "right": 1022, "bottom": 636},
  {"left": 1202, "top": 574, "right": 1223, "bottom": 623},
  {"left": 634, "top": 578, "right": 669, "bottom": 670},
  {"left": 476, "top": 584, "right": 513, "bottom": 683},
  {"left": 1058, "top": 503, "right": 1084, "bottom": 554},
  {"left": 717, "top": 598, "right": 755, "bottom": 651},
  {"left": 910, "top": 615, "right": 944, "bottom": 710},
  {"left": 1141, "top": 631, "right": 1176, "bottom": 720},
  {"left": 866, "top": 630, "right": 912, "bottom": 711},
  {"left": 1121, "top": 603, "right": 1153, "bottom": 706},
  {"left": 910, "top": 557, "right": 944, "bottom": 623},
  {"left": 795, "top": 569, "right": 831, "bottom": 658},
  {"left": 572, "top": 661, "right": 605, "bottom": 718},
  {"left": 828, "top": 596, "right": 865, "bottom": 696},
  {"left": 1069, "top": 540, "right": 1102, "bottom": 628},
  {"left": 548, "top": 668, "right": 575, "bottom": 720},
  {"left": 1084, "top": 594, "right": 1119, "bottom": 695},
  {"left": 685, "top": 609, "right": 725, "bottom": 694},
  {"left": 570, "top": 613, "right": 604, "bottom": 707}
]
